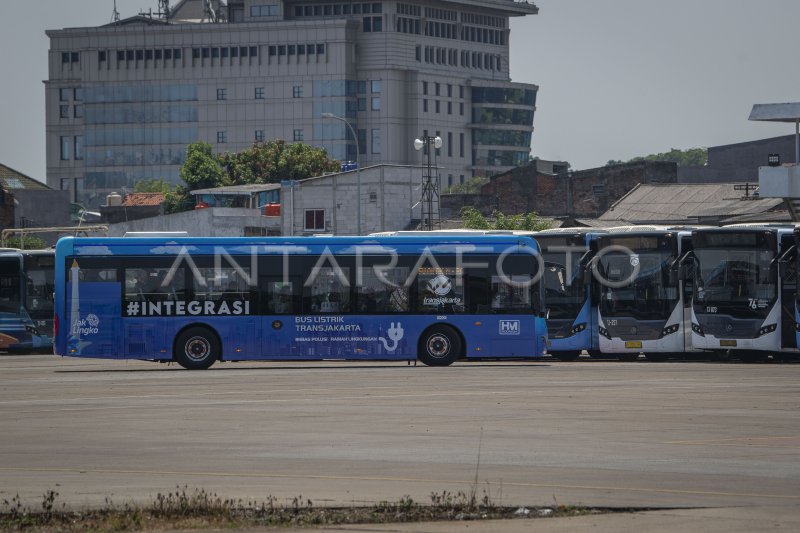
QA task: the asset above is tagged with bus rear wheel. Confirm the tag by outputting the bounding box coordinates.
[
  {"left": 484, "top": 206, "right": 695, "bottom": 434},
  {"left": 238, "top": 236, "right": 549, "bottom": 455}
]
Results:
[
  {"left": 175, "top": 327, "right": 220, "bottom": 370},
  {"left": 418, "top": 325, "right": 462, "bottom": 367}
]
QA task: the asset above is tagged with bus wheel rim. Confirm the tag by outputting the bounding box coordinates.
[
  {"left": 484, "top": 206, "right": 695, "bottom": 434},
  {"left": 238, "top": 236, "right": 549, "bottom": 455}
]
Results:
[
  {"left": 427, "top": 334, "right": 450, "bottom": 358},
  {"left": 185, "top": 336, "right": 211, "bottom": 361}
]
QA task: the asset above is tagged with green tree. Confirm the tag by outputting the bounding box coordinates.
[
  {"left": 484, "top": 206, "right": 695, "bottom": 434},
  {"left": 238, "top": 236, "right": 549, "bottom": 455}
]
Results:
[
  {"left": 4, "top": 235, "right": 47, "bottom": 250},
  {"left": 445, "top": 176, "right": 489, "bottom": 194},
  {"left": 607, "top": 147, "right": 707, "bottom": 167},
  {"left": 134, "top": 178, "right": 176, "bottom": 194},
  {"left": 219, "top": 140, "right": 339, "bottom": 185},
  {"left": 165, "top": 141, "right": 227, "bottom": 214},
  {"left": 460, "top": 206, "right": 551, "bottom": 231}
]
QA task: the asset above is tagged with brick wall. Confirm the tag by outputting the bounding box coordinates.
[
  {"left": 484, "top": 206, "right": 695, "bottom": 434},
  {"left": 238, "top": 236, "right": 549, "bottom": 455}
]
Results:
[{"left": 442, "top": 160, "right": 677, "bottom": 219}]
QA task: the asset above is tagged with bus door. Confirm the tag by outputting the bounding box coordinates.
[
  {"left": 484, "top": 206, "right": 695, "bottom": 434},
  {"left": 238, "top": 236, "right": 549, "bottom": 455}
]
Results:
[
  {"left": 676, "top": 236, "right": 695, "bottom": 353},
  {"left": 66, "top": 263, "right": 122, "bottom": 358},
  {"left": 260, "top": 275, "right": 304, "bottom": 357},
  {"left": 778, "top": 234, "right": 796, "bottom": 350}
]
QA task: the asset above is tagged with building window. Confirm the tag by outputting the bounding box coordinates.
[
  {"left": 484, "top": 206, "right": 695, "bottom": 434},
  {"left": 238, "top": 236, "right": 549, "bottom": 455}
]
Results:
[
  {"left": 60, "top": 105, "right": 70, "bottom": 119},
  {"left": 74, "top": 135, "right": 84, "bottom": 160},
  {"left": 371, "top": 97, "right": 381, "bottom": 111},
  {"left": 304, "top": 209, "right": 325, "bottom": 231},
  {"left": 217, "top": 131, "right": 227, "bottom": 143},
  {"left": 422, "top": 81, "right": 428, "bottom": 95},
  {"left": 293, "top": 129, "right": 304, "bottom": 141},
  {"left": 371, "top": 80, "right": 381, "bottom": 93},
  {"left": 59, "top": 88, "right": 70, "bottom": 101},
  {"left": 293, "top": 85, "right": 304, "bottom": 98},
  {"left": 60, "top": 137, "right": 70, "bottom": 160},
  {"left": 447, "top": 102, "right": 452, "bottom": 115},
  {"left": 357, "top": 129, "right": 367, "bottom": 156},
  {"left": 423, "top": 99, "right": 428, "bottom": 113},
  {"left": 435, "top": 100, "right": 440, "bottom": 113},
  {"left": 255, "top": 87, "right": 264, "bottom": 99},
  {"left": 371, "top": 128, "right": 381, "bottom": 154},
  {"left": 592, "top": 184, "right": 606, "bottom": 196},
  {"left": 459, "top": 133, "right": 465, "bottom": 158},
  {"left": 255, "top": 130, "right": 265, "bottom": 142},
  {"left": 447, "top": 132, "right": 452, "bottom": 157},
  {"left": 74, "top": 104, "right": 84, "bottom": 118},
  {"left": 216, "top": 88, "right": 226, "bottom": 100}
]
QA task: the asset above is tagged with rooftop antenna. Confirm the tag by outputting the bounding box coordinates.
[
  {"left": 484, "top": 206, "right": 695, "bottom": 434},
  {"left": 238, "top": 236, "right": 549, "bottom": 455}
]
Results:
[
  {"left": 111, "top": 0, "right": 120, "bottom": 22},
  {"left": 202, "top": 0, "right": 218, "bottom": 22},
  {"left": 157, "top": 0, "right": 170, "bottom": 19}
]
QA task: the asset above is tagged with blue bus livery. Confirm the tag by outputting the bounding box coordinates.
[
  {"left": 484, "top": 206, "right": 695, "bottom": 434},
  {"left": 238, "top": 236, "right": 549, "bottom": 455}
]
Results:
[{"left": 54, "top": 235, "right": 547, "bottom": 369}]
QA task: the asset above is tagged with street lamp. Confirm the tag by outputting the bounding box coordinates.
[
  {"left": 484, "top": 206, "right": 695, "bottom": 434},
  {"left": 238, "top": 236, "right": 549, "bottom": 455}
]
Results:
[
  {"left": 321, "top": 112, "right": 361, "bottom": 235},
  {"left": 414, "top": 135, "right": 443, "bottom": 230}
]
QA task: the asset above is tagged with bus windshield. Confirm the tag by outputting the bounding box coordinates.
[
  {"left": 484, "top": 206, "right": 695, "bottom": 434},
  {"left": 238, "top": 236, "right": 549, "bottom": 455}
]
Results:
[
  {"left": 597, "top": 249, "right": 677, "bottom": 320},
  {"left": 25, "top": 268, "right": 55, "bottom": 321},
  {"left": 542, "top": 254, "right": 585, "bottom": 319},
  {"left": 694, "top": 247, "right": 775, "bottom": 318}
]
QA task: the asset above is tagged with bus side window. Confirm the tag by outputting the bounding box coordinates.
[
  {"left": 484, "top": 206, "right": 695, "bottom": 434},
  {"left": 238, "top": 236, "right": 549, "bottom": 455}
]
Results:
[
  {"left": 305, "top": 267, "right": 351, "bottom": 313},
  {"left": 491, "top": 275, "right": 532, "bottom": 313},
  {"left": 264, "top": 279, "right": 300, "bottom": 314},
  {"left": 356, "top": 266, "right": 409, "bottom": 313}
]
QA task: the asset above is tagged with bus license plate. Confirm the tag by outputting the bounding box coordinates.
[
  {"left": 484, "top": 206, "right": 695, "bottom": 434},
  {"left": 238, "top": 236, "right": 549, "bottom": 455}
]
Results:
[
  {"left": 720, "top": 340, "right": 737, "bottom": 347},
  {"left": 625, "top": 341, "right": 642, "bottom": 349}
]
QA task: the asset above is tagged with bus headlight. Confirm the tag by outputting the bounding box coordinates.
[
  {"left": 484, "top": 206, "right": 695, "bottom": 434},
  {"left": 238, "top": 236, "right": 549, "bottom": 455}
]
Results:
[
  {"left": 757, "top": 324, "right": 777, "bottom": 337},
  {"left": 570, "top": 323, "right": 587, "bottom": 336},
  {"left": 599, "top": 326, "right": 611, "bottom": 339},
  {"left": 659, "top": 324, "right": 680, "bottom": 338},
  {"left": 691, "top": 323, "right": 704, "bottom": 337}
]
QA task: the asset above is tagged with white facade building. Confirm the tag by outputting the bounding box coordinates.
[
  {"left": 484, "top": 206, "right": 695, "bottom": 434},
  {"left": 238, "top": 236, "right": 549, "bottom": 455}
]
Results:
[{"left": 46, "top": 0, "right": 539, "bottom": 209}]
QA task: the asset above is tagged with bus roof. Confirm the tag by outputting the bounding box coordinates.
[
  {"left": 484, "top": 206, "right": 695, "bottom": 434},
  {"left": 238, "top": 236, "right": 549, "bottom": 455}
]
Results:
[{"left": 56, "top": 234, "right": 541, "bottom": 257}]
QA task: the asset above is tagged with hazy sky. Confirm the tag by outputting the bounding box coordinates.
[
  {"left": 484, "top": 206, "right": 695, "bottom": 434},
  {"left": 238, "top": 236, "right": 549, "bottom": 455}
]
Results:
[{"left": 1, "top": 0, "right": 799, "bottom": 181}]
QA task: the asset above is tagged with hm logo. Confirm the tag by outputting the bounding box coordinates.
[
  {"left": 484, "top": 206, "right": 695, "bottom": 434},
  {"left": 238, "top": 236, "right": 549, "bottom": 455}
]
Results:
[{"left": 499, "top": 320, "right": 520, "bottom": 335}]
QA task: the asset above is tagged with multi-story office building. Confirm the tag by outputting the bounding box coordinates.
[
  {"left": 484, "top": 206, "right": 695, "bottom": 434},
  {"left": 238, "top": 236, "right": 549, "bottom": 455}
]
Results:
[{"left": 46, "top": 0, "right": 539, "bottom": 208}]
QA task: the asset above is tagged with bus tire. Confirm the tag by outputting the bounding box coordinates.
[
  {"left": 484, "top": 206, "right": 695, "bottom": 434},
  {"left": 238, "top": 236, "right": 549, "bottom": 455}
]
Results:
[
  {"left": 644, "top": 352, "right": 670, "bottom": 362},
  {"left": 616, "top": 353, "right": 640, "bottom": 362},
  {"left": 174, "top": 327, "right": 220, "bottom": 370},
  {"left": 551, "top": 351, "right": 581, "bottom": 361},
  {"left": 418, "top": 325, "right": 462, "bottom": 367}
]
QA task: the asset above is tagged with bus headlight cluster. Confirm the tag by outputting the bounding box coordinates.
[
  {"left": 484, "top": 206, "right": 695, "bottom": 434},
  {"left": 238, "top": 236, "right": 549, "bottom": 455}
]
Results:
[
  {"left": 757, "top": 324, "right": 777, "bottom": 337},
  {"left": 569, "top": 323, "right": 587, "bottom": 336},
  {"left": 659, "top": 324, "right": 680, "bottom": 338},
  {"left": 599, "top": 326, "right": 611, "bottom": 339},
  {"left": 691, "top": 323, "right": 704, "bottom": 337}
]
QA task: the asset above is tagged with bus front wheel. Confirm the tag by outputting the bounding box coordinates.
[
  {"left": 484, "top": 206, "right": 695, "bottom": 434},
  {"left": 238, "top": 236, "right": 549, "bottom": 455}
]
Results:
[
  {"left": 418, "top": 326, "right": 462, "bottom": 367},
  {"left": 174, "top": 327, "right": 220, "bottom": 370}
]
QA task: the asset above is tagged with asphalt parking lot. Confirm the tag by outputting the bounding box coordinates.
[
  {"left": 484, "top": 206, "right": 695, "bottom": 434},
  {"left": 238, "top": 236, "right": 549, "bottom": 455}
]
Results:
[{"left": 1, "top": 354, "right": 799, "bottom": 531}]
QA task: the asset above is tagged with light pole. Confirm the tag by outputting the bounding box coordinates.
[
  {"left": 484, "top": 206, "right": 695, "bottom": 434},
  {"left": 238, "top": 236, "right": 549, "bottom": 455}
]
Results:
[
  {"left": 414, "top": 135, "right": 442, "bottom": 230},
  {"left": 321, "top": 112, "right": 361, "bottom": 235}
]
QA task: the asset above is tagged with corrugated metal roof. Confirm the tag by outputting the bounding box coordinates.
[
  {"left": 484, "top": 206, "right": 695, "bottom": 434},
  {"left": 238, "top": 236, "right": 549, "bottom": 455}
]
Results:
[
  {"left": 749, "top": 103, "right": 800, "bottom": 122},
  {"left": 599, "top": 183, "right": 784, "bottom": 224},
  {"left": 0, "top": 163, "right": 51, "bottom": 190},
  {"left": 191, "top": 183, "right": 281, "bottom": 195}
]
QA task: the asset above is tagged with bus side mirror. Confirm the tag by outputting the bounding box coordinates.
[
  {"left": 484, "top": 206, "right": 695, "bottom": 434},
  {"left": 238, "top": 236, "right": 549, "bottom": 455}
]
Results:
[
  {"left": 583, "top": 267, "right": 592, "bottom": 285},
  {"left": 769, "top": 266, "right": 778, "bottom": 283},
  {"left": 669, "top": 269, "right": 678, "bottom": 286},
  {"left": 778, "top": 261, "right": 788, "bottom": 278}
]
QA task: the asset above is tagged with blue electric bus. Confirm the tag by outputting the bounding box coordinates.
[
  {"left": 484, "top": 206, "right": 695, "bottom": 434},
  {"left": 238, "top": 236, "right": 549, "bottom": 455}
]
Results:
[
  {"left": 54, "top": 235, "right": 547, "bottom": 369},
  {"left": 693, "top": 224, "right": 797, "bottom": 361},
  {"left": 0, "top": 249, "right": 55, "bottom": 352},
  {"left": 534, "top": 228, "right": 605, "bottom": 361},
  {"left": 592, "top": 226, "right": 696, "bottom": 361}
]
